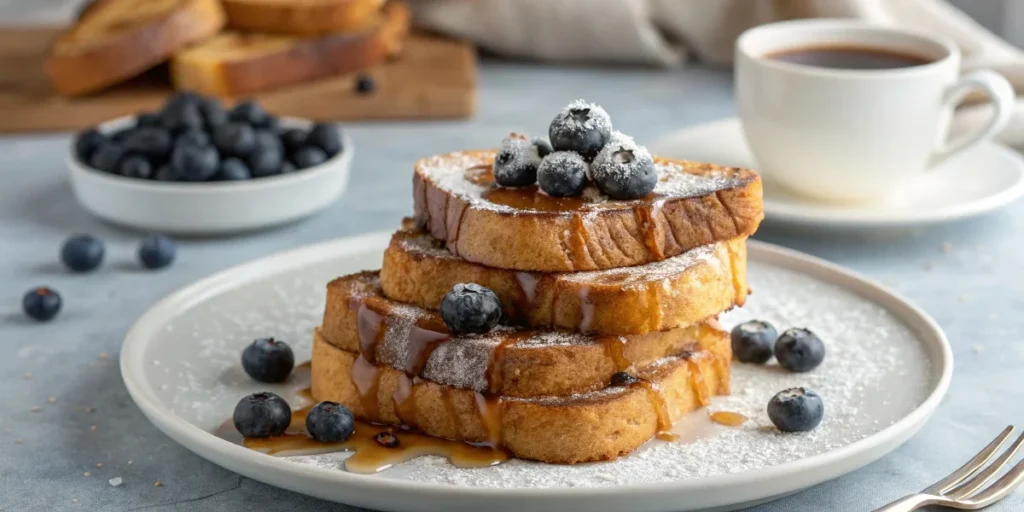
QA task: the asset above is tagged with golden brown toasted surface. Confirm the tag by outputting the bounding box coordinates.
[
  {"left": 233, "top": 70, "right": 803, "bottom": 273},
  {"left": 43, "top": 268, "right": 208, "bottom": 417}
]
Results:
[
  {"left": 46, "top": 0, "right": 226, "bottom": 96},
  {"left": 170, "top": 1, "right": 410, "bottom": 97},
  {"left": 311, "top": 329, "right": 730, "bottom": 464},
  {"left": 413, "top": 150, "right": 764, "bottom": 272},
  {"left": 380, "top": 221, "right": 748, "bottom": 336},
  {"left": 223, "top": 0, "right": 384, "bottom": 35},
  {"left": 321, "top": 271, "right": 726, "bottom": 397}
]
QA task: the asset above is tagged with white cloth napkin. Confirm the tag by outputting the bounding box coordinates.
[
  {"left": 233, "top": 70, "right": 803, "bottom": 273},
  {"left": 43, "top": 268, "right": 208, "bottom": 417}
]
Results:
[{"left": 413, "top": 0, "right": 1024, "bottom": 148}]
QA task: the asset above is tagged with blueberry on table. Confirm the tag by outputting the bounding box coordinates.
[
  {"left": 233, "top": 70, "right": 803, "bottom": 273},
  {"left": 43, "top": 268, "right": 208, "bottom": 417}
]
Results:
[
  {"left": 537, "top": 151, "right": 589, "bottom": 198},
  {"left": 440, "top": 283, "right": 502, "bottom": 334},
  {"left": 213, "top": 122, "right": 257, "bottom": 157},
  {"left": 88, "top": 143, "right": 126, "bottom": 173},
  {"left": 74, "top": 129, "right": 107, "bottom": 162},
  {"left": 730, "top": 320, "right": 777, "bottom": 364},
  {"left": 494, "top": 137, "right": 541, "bottom": 187},
  {"left": 292, "top": 146, "right": 328, "bottom": 169},
  {"left": 281, "top": 128, "right": 308, "bottom": 155},
  {"left": 23, "top": 287, "right": 62, "bottom": 322},
  {"left": 591, "top": 133, "right": 658, "bottom": 200},
  {"left": 138, "top": 235, "right": 176, "bottom": 269},
  {"left": 548, "top": 99, "right": 613, "bottom": 160},
  {"left": 355, "top": 75, "right": 375, "bottom": 94},
  {"left": 305, "top": 123, "right": 342, "bottom": 156},
  {"left": 775, "top": 328, "right": 825, "bottom": 373},
  {"left": 767, "top": 388, "right": 824, "bottom": 432},
  {"left": 171, "top": 143, "right": 219, "bottom": 181},
  {"left": 229, "top": 100, "right": 269, "bottom": 126},
  {"left": 215, "top": 158, "right": 251, "bottom": 181},
  {"left": 305, "top": 401, "right": 355, "bottom": 442},
  {"left": 241, "top": 338, "right": 295, "bottom": 383},
  {"left": 61, "top": 234, "right": 105, "bottom": 272},
  {"left": 232, "top": 392, "right": 291, "bottom": 438}
]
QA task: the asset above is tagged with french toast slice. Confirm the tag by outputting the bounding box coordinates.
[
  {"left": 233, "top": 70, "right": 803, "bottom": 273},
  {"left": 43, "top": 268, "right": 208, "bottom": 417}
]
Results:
[
  {"left": 380, "top": 220, "right": 748, "bottom": 336},
  {"left": 46, "top": 0, "right": 226, "bottom": 96},
  {"left": 322, "top": 272, "right": 727, "bottom": 398},
  {"left": 223, "top": 0, "right": 385, "bottom": 36},
  {"left": 413, "top": 150, "right": 763, "bottom": 272},
  {"left": 311, "top": 328, "right": 730, "bottom": 464},
  {"left": 170, "top": 1, "right": 410, "bottom": 97}
]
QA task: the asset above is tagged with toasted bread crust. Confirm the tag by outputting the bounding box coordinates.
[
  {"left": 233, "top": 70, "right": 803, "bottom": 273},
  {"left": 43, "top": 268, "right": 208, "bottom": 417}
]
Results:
[
  {"left": 223, "top": 0, "right": 385, "bottom": 35},
  {"left": 170, "top": 1, "right": 410, "bottom": 97},
  {"left": 413, "top": 150, "right": 763, "bottom": 272},
  {"left": 321, "top": 271, "right": 725, "bottom": 397},
  {"left": 311, "top": 329, "right": 730, "bottom": 463},
  {"left": 380, "top": 224, "right": 748, "bottom": 336},
  {"left": 46, "top": 0, "right": 226, "bottom": 96}
]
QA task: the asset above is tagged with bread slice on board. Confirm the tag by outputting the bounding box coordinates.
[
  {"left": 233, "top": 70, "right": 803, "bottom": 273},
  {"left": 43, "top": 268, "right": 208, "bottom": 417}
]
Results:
[
  {"left": 46, "top": 0, "right": 226, "bottom": 96},
  {"left": 223, "top": 0, "right": 385, "bottom": 36},
  {"left": 413, "top": 150, "right": 764, "bottom": 272},
  {"left": 380, "top": 221, "right": 748, "bottom": 336},
  {"left": 170, "top": 1, "right": 410, "bottom": 97},
  {"left": 321, "top": 271, "right": 728, "bottom": 398},
  {"left": 311, "top": 328, "right": 730, "bottom": 464}
]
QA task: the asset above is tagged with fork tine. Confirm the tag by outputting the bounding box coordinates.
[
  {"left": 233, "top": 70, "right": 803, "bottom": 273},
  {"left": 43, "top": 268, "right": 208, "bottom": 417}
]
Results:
[
  {"left": 948, "top": 429, "right": 1024, "bottom": 499},
  {"left": 922, "top": 425, "right": 1015, "bottom": 495},
  {"left": 962, "top": 458, "right": 1024, "bottom": 508}
]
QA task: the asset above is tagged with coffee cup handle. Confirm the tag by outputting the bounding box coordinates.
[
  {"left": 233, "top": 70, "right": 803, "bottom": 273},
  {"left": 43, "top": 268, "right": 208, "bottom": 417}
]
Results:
[{"left": 931, "top": 70, "right": 1015, "bottom": 167}]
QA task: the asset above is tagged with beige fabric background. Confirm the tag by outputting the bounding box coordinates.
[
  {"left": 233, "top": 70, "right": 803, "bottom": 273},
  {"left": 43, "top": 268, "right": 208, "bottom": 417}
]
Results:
[{"left": 413, "top": 0, "right": 1024, "bottom": 148}]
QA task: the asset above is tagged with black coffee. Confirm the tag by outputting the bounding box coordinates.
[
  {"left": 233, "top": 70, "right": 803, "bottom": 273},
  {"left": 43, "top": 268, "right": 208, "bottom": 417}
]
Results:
[{"left": 767, "top": 45, "right": 932, "bottom": 70}]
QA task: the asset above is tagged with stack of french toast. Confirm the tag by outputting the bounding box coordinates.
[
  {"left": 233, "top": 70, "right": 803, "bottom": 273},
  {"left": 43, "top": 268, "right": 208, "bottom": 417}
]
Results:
[
  {"left": 45, "top": 0, "right": 409, "bottom": 97},
  {"left": 311, "top": 100, "right": 765, "bottom": 463}
]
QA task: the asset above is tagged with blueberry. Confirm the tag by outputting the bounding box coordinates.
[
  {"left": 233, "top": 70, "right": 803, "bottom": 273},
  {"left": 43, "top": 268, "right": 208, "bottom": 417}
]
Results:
[
  {"left": 60, "top": 235, "right": 104, "bottom": 272},
  {"left": 136, "top": 112, "right": 165, "bottom": 129},
  {"left": 730, "top": 320, "right": 777, "bottom": 364},
  {"left": 89, "top": 143, "right": 126, "bottom": 173},
  {"left": 213, "top": 122, "right": 257, "bottom": 157},
  {"left": 110, "top": 129, "right": 132, "bottom": 143},
  {"left": 305, "top": 123, "right": 342, "bottom": 156},
  {"left": 175, "top": 129, "right": 210, "bottom": 148},
  {"left": 171, "top": 143, "right": 219, "bottom": 181},
  {"left": 255, "top": 129, "right": 283, "bottom": 154},
  {"left": 22, "top": 287, "right": 62, "bottom": 322},
  {"left": 259, "top": 116, "right": 280, "bottom": 132},
  {"left": 375, "top": 431, "right": 400, "bottom": 448},
  {"left": 292, "top": 146, "right": 328, "bottom": 169},
  {"left": 280, "top": 161, "right": 296, "bottom": 174},
  {"left": 537, "top": 151, "right": 588, "bottom": 198},
  {"left": 610, "top": 372, "right": 638, "bottom": 386},
  {"left": 138, "top": 234, "right": 176, "bottom": 269},
  {"left": 199, "top": 97, "right": 228, "bottom": 127},
  {"left": 767, "top": 388, "right": 824, "bottom": 432},
  {"left": 215, "top": 158, "right": 251, "bottom": 181},
  {"left": 241, "top": 338, "right": 295, "bottom": 383},
  {"left": 775, "top": 328, "right": 825, "bottom": 373},
  {"left": 494, "top": 137, "right": 541, "bottom": 187},
  {"left": 305, "top": 401, "right": 355, "bottom": 442},
  {"left": 120, "top": 127, "right": 172, "bottom": 160},
  {"left": 591, "top": 133, "right": 657, "bottom": 200},
  {"left": 532, "top": 137, "right": 553, "bottom": 158},
  {"left": 74, "top": 129, "right": 107, "bottom": 162},
  {"left": 153, "top": 165, "right": 178, "bottom": 182},
  {"left": 548, "top": 99, "right": 613, "bottom": 160},
  {"left": 161, "top": 100, "right": 204, "bottom": 133},
  {"left": 119, "top": 155, "right": 153, "bottom": 179},
  {"left": 281, "top": 128, "right": 308, "bottom": 155},
  {"left": 229, "top": 100, "right": 269, "bottom": 126},
  {"left": 440, "top": 283, "right": 501, "bottom": 334},
  {"left": 355, "top": 75, "right": 375, "bottom": 94},
  {"left": 232, "top": 392, "right": 291, "bottom": 438},
  {"left": 163, "top": 91, "right": 202, "bottom": 111},
  {"left": 247, "top": 131, "right": 284, "bottom": 177}
]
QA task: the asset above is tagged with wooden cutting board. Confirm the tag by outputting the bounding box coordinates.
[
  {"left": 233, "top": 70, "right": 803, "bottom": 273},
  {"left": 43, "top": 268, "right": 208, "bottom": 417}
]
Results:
[{"left": 0, "top": 26, "right": 476, "bottom": 133}]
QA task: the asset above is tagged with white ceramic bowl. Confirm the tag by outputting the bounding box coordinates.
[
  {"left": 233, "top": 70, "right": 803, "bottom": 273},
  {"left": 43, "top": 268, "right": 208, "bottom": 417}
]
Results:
[{"left": 68, "top": 116, "right": 353, "bottom": 235}]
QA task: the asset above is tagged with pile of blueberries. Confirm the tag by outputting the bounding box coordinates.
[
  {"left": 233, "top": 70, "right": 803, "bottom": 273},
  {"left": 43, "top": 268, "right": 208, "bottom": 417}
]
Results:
[
  {"left": 731, "top": 320, "right": 827, "bottom": 433},
  {"left": 22, "top": 234, "right": 177, "bottom": 322},
  {"left": 494, "top": 99, "right": 658, "bottom": 200},
  {"left": 74, "top": 92, "right": 343, "bottom": 182}
]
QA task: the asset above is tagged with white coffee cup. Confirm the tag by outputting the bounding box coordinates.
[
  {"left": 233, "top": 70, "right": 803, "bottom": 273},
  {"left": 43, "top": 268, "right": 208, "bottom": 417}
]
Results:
[{"left": 735, "top": 19, "right": 1014, "bottom": 203}]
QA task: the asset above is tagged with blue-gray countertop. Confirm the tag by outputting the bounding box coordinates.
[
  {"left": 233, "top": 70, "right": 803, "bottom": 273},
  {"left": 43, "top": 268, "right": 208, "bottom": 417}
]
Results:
[{"left": 2, "top": 62, "right": 1023, "bottom": 511}]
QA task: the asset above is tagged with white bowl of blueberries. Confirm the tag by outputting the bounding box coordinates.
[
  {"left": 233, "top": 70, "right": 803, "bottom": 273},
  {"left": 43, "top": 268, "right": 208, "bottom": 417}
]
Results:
[{"left": 67, "top": 92, "right": 353, "bottom": 235}]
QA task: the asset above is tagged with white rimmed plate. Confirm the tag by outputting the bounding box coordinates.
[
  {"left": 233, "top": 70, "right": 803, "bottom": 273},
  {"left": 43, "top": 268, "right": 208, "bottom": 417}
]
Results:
[
  {"left": 68, "top": 116, "right": 353, "bottom": 235},
  {"left": 650, "top": 117, "right": 1024, "bottom": 228},
  {"left": 120, "top": 232, "right": 952, "bottom": 512}
]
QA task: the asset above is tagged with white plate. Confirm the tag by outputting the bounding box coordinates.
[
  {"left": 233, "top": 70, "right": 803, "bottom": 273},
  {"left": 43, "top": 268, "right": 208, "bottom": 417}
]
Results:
[
  {"left": 120, "top": 233, "right": 952, "bottom": 512},
  {"left": 68, "top": 116, "right": 353, "bottom": 235},
  {"left": 650, "top": 118, "right": 1024, "bottom": 228}
]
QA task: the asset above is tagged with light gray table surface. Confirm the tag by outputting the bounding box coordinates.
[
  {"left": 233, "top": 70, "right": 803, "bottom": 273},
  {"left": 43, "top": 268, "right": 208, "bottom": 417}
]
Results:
[{"left": 2, "top": 62, "right": 1023, "bottom": 512}]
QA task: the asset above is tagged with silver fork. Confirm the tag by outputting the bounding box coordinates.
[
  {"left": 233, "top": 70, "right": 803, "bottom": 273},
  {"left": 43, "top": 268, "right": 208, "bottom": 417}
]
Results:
[{"left": 873, "top": 426, "right": 1024, "bottom": 511}]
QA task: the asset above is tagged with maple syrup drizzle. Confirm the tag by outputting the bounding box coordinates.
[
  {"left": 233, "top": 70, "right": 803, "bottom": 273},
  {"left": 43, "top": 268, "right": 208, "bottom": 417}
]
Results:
[
  {"left": 392, "top": 373, "right": 417, "bottom": 427},
  {"left": 351, "top": 354, "right": 382, "bottom": 419},
  {"left": 687, "top": 358, "right": 712, "bottom": 407},
  {"left": 514, "top": 272, "right": 540, "bottom": 310},
  {"left": 473, "top": 393, "right": 503, "bottom": 448},
  {"left": 709, "top": 411, "right": 748, "bottom": 427},
  {"left": 440, "top": 388, "right": 461, "bottom": 437},
  {"left": 354, "top": 302, "right": 385, "bottom": 363},
  {"left": 579, "top": 286, "right": 595, "bottom": 333},
  {"left": 602, "top": 336, "right": 632, "bottom": 372},
  {"left": 634, "top": 379, "right": 674, "bottom": 440},
  {"left": 634, "top": 201, "right": 665, "bottom": 260},
  {"left": 402, "top": 320, "right": 449, "bottom": 375}
]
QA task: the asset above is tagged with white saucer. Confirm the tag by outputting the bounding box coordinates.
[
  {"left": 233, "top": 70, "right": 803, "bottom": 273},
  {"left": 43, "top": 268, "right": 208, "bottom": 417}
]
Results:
[
  {"left": 650, "top": 118, "right": 1024, "bottom": 228},
  {"left": 120, "top": 232, "right": 952, "bottom": 511}
]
